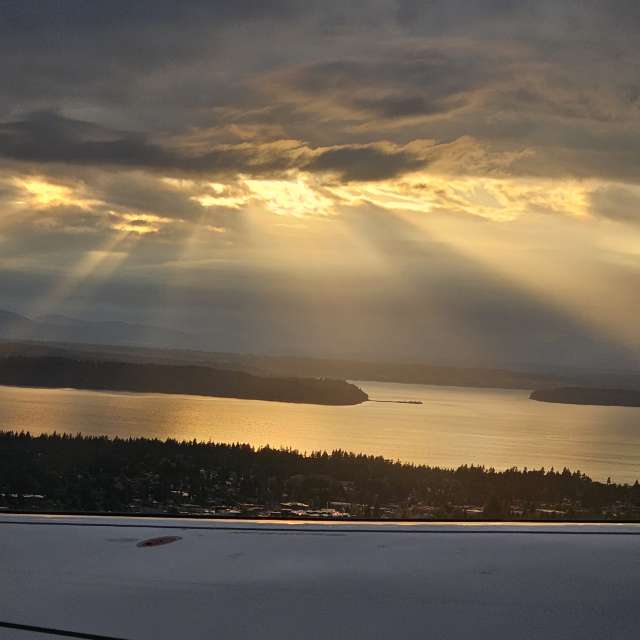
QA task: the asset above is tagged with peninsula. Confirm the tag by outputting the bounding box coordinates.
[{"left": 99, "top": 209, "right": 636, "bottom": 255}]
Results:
[{"left": 0, "top": 356, "right": 368, "bottom": 406}]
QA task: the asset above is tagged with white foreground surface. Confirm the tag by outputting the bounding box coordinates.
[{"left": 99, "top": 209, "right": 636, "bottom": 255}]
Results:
[{"left": 1, "top": 516, "right": 639, "bottom": 639}]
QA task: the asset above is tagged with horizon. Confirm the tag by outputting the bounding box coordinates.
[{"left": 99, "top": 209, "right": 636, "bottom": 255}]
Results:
[{"left": 2, "top": 306, "right": 640, "bottom": 376}]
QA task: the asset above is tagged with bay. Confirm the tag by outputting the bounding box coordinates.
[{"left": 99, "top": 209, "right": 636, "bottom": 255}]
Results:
[{"left": 1, "top": 381, "right": 639, "bottom": 483}]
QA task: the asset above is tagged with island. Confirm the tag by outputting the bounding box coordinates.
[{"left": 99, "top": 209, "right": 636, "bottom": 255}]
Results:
[
  {"left": 530, "top": 387, "right": 640, "bottom": 407},
  {"left": 0, "top": 356, "right": 368, "bottom": 406}
]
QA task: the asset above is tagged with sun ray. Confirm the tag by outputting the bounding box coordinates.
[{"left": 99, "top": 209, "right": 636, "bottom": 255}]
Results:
[
  {"left": 25, "top": 229, "right": 136, "bottom": 323},
  {"left": 398, "top": 209, "right": 640, "bottom": 359}
]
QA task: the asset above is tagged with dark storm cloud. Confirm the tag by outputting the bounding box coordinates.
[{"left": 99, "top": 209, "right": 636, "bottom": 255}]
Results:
[
  {"left": 0, "top": 111, "right": 430, "bottom": 182},
  {"left": 271, "top": 53, "right": 487, "bottom": 121},
  {"left": 305, "top": 145, "right": 425, "bottom": 181},
  {"left": 394, "top": 0, "right": 640, "bottom": 37},
  {"left": 0, "top": 1, "right": 315, "bottom": 136},
  {"left": 0, "top": 112, "right": 167, "bottom": 167},
  {"left": 353, "top": 95, "right": 448, "bottom": 119},
  {"left": 0, "top": 111, "right": 292, "bottom": 174},
  {"left": 1, "top": 1, "right": 640, "bottom": 182}
]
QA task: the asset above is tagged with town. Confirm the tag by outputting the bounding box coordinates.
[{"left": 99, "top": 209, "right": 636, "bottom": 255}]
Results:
[{"left": 2, "top": 431, "right": 639, "bottom": 521}]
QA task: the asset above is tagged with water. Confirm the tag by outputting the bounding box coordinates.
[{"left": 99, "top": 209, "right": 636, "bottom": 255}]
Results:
[{"left": 0, "top": 381, "right": 639, "bottom": 483}]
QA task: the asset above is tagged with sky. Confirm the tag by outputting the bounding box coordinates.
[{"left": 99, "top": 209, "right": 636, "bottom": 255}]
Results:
[{"left": 1, "top": 1, "right": 640, "bottom": 369}]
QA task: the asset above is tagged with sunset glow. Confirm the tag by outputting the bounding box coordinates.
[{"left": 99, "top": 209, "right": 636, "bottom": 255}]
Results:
[{"left": 0, "top": 1, "right": 638, "bottom": 369}]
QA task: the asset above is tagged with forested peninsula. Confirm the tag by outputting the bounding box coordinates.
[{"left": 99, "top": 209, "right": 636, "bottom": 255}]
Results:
[{"left": 0, "top": 356, "right": 367, "bottom": 406}]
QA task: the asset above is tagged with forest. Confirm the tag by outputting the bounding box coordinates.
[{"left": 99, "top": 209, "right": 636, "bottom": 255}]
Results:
[
  {"left": 0, "top": 356, "right": 367, "bottom": 405},
  {"left": 2, "top": 431, "right": 639, "bottom": 520}
]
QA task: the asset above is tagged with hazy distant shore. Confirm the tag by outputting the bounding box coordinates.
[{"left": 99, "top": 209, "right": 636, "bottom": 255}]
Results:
[{"left": 530, "top": 387, "right": 640, "bottom": 408}]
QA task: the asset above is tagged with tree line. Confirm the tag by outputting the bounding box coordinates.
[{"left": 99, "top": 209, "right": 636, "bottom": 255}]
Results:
[{"left": 1, "top": 431, "right": 639, "bottom": 519}]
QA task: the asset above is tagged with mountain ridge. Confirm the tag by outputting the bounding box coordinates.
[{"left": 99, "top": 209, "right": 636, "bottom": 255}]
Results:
[{"left": 0, "top": 309, "right": 196, "bottom": 350}]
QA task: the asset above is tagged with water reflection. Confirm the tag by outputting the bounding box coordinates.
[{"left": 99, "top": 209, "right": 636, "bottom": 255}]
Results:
[{"left": 0, "top": 381, "right": 639, "bottom": 483}]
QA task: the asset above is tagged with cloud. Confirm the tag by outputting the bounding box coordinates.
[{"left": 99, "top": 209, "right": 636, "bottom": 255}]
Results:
[
  {"left": 304, "top": 143, "right": 427, "bottom": 181},
  {"left": 261, "top": 52, "right": 489, "bottom": 124},
  {"left": 2, "top": 3, "right": 640, "bottom": 184},
  {"left": 0, "top": 111, "right": 437, "bottom": 183},
  {"left": 1, "top": 1, "right": 640, "bottom": 367},
  {"left": 590, "top": 185, "right": 640, "bottom": 226}
]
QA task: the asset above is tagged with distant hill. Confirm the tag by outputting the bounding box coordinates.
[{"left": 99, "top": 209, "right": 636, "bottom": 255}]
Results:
[
  {"left": 0, "top": 333, "right": 553, "bottom": 390},
  {"left": 0, "top": 309, "right": 197, "bottom": 350},
  {"left": 530, "top": 387, "right": 640, "bottom": 407},
  {"left": 0, "top": 309, "right": 31, "bottom": 328},
  {"left": 0, "top": 356, "right": 368, "bottom": 406},
  {"left": 247, "top": 355, "right": 555, "bottom": 391},
  {"left": 2, "top": 309, "right": 640, "bottom": 392}
]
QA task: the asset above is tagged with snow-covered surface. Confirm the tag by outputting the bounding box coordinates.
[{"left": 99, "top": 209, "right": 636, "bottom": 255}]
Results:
[{"left": 1, "top": 515, "right": 639, "bottom": 639}]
